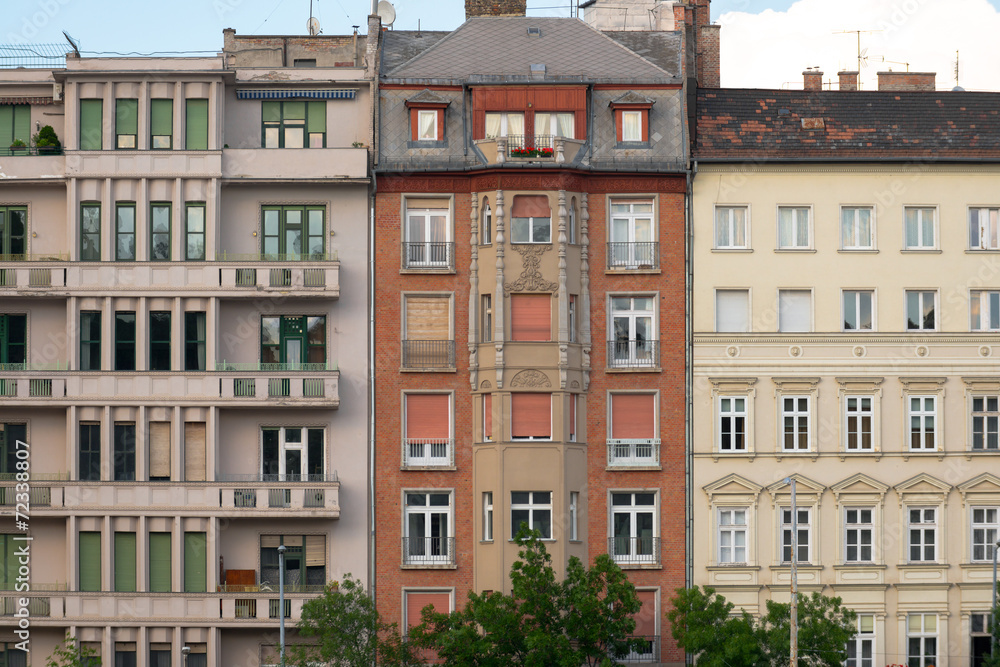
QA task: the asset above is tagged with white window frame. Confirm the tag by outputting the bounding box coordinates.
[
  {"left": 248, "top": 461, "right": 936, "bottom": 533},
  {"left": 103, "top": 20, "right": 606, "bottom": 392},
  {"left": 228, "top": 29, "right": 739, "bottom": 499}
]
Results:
[
  {"left": 534, "top": 112, "right": 575, "bottom": 140},
  {"left": 969, "top": 207, "right": 1000, "bottom": 250},
  {"left": 260, "top": 426, "right": 325, "bottom": 480},
  {"left": 907, "top": 506, "right": 937, "bottom": 563},
  {"left": 718, "top": 395, "right": 748, "bottom": 452},
  {"left": 621, "top": 110, "right": 642, "bottom": 142},
  {"left": 843, "top": 395, "right": 875, "bottom": 452},
  {"left": 904, "top": 206, "right": 937, "bottom": 250},
  {"left": 609, "top": 199, "right": 656, "bottom": 269},
  {"left": 510, "top": 491, "right": 553, "bottom": 539},
  {"left": 780, "top": 395, "right": 810, "bottom": 452},
  {"left": 715, "top": 205, "right": 749, "bottom": 250},
  {"left": 510, "top": 202, "right": 551, "bottom": 244},
  {"left": 776, "top": 206, "right": 811, "bottom": 249},
  {"left": 777, "top": 289, "right": 812, "bottom": 333},
  {"left": 970, "top": 290, "right": 1000, "bottom": 331},
  {"left": 842, "top": 289, "right": 875, "bottom": 332},
  {"left": 717, "top": 507, "right": 747, "bottom": 565},
  {"left": 779, "top": 505, "right": 812, "bottom": 564},
  {"left": 481, "top": 201, "right": 492, "bottom": 245},
  {"left": 609, "top": 294, "right": 657, "bottom": 368},
  {"left": 971, "top": 395, "right": 1000, "bottom": 451},
  {"left": 908, "top": 395, "right": 937, "bottom": 451},
  {"left": 906, "top": 613, "right": 938, "bottom": 667},
  {"left": 844, "top": 507, "right": 874, "bottom": 563},
  {"left": 971, "top": 506, "right": 998, "bottom": 562},
  {"left": 568, "top": 200, "right": 577, "bottom": 244},
  {"left": 403, "top": 490, "right": 454, "bottom": 564},
  {"left": 416, "top": 109, "right": 438, "bottom": 141},
  {"left": 840, "top": 206, "right": 875, "bottom": 250},
  {"left": 569, "top": 491, "right": 579, "bottom": 541},
  {"left": 845, "top": 613, "right": 875, "bottom": 667},
  {"left": 906, "top": 290, "right": 937, "bottom": 331},
  {"left": 610, "top": 490, "right": 658, "bottom": 564},
  {"left": 568, "top": 295, "right": 577, "bottom": 344},
  {"left": 482, "top": 491, "right": 493, "bottom": 542},
  {"left": 404, "top": 205, "right": 452, "bottom": 268}
]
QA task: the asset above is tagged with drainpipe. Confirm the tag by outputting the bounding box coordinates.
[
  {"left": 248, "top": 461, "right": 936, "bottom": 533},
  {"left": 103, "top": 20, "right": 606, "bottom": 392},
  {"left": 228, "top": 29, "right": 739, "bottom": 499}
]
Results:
[
  {"left": 368, "top": 170, "right": 377, "bottom": 621},
  {"left": 684, "top": 156, "right": 695, "bottom": 666}
]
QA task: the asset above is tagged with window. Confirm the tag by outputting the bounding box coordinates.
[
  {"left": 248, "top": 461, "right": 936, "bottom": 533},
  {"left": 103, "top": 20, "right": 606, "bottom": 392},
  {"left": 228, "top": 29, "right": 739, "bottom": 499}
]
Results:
[
  {"left": 149, "top": 312, "right": 171, "bottom": 371},
  {"left": 845, "top": 614, "right": 875, "bottom": 667},
  {"left": 777, "top": 206, "right": 810, "bottom": 249},
  {"left": 511, "top": 393, "right": 551, "bottom": 440},
  {"left": 184, "top": 532, "right": 208, "bottom": 592},
  {"left": 907, "top": 507, "right": 937, "bottom": 562},
  {"left": 610, "top": 295, "right": 655, "bottom": 367},
  {"left": 480, "top": 294, "right": 492, "bottom": 343},
  {"left": 906, "top": 613, "right": 937, "bottom": 667},
  {"left": 777, "top": 290, "right": 811, "bottom": 332},
  {"left": 79, "top": 422, "right": 101, "bottom": 481},
  {"left": 417, "top": 110, "right": 437, "bottom": 141},
  {"left": 0, "top": 314, "right": 26, "bottom": 365},
  {"left": 78, "top": 531, "right": 101, "bottom": 591},
  {"left": 404, "top": 491, "right": 453, "bottom": 564},
  {"left": 0, "top": 104, "right": 30, "bottom": 154},
  {"left": 844, "top": 396, "right": 873, "bottom": 451},
  {"left": 972, "top": 507, "right": 998, "bottom": 562},
  {"left": 115, "top": 203, "right": 136, "bottom": 261},
  {"left": 0, "top": 206, "right": 26, "bottom": 258},
  {"left": 609, "top": 393, "right": 658, "bottom": 465},
  {"left": 262, "top": 205, "right": 325, "bottom": 259},
  {"left": 485, "top": 112, "right": 524, "bottom": 141},
  {"left": 149, "top": 422, "right": 170, "bottom": 481},
  {"left": 841, "top": 206, "right": 874, "bottom": 249},
  {"left": 185, "top": 99, "right": 208, "bottom": 150},
  {"left": 115, "top": 644, "right": 137, "bottom": 667},
  {"left": 115, "top": 99, "right": 138, "bottom": 149},
  {"left": 611, "top": 492, "right": 657, "bottom": 563},
  {"left": 780, "top": 506, "right": 810, "bottom": 563},
  {"left": 718, "top": 397, "right": 746, "bottom": 451},
  {"left": 971, "top": 612, "right": 993, "bottom": 667},
  {"left": 568, "top": 294, "right": 577, "bottom": 342},
  {"left": 1, "top": 534, "right": 25, "bottom": 591},
  {"left": 261, "top": 315, "right": 325, "bottom": 367},
  {"left": 716, "top": 289, "right": 749, "bottom": 333},
  {"left": 569, "top": 491, "right": 579, "bottom": 541},
  {"left": 262, "top": 427, "right": 325, "bottom": 480},
  {"left": 972, "top": 396, "right": 999, "bottom": 450},
  {"left": 609, "top": 200, "right": 655, "bottom": 268},
  {"left": 904, "top": 207, "right": 936, "bottom": 249},
  {"left": 404, "top": 206, "right": 451, "bottom": 268},
  {"left": 149, "top": 532, "right": 171, "bottom": 592},
  {"left": 404, "top": 394, "right": 452, "bottom": 466},
  {"left": 568, "top": 394, "right": 577, "bottom": 442},
  {"left": 718, "top": 508, "right": 747, "bottom": 564},
  {"left": 150, "top": 99, "right": 173, "bottom": 149},
  {"left": 80, "top": 311, "right": 101, "bottom": 371},
  {"left": 403, "top": 295, "right": 452, "bottom": 368},
  {"left": 79, "top": 99, "right": 103, "bottom": 150},
  {"left": 185, "top": 203, "right": 206, "bottom": 260},
  {"left": 481, "top": 200, "right": 492, "bottom": 245},
  {"left": 114, "top": 531, "right": 136, "bottom": 591},
  {"left": 185, "top": 312, "right": 206, "bottom": 371},
  {"left": 404, "top": 591, "right": 451, "bottom": 640},
  {"left": 621, "top": 110, "right": 642, "bottom": 142},
  {"left": 970, "top": 207, "right": 1000, "bottom": 250},
  {"left": 148, "top": 203, "right": 171, "bottom": 261},
  {"left": 715, "top": 206, "right": 748, "bottom": 249},
  {"left": 80, "top": 203, "right": 101, "bottom": 261},
  {"left": 0, "top": 423, "right": 26, "bottom": 477},
  {"left": 113, "top": 422, "right": 136, "bottom": 481},
  {"left": 185, "top": 422, "right": 207, "bottom": 482},
  {"left": 149, "top": 646, "right": 170, "bottom": 667},
  {"left": 568, "top": 198, "right": 577, "bottom": 244},
  {"left": 483, "top": 492, "right": 493, "bottom": 541},
  {"left": 535, "top": 112, "right": 574, "bottom": 140},
  {"left": 906, "top": 290, "right": 936, "bottom": 331},
  {"left": 511, "top": 195, "right": 551, "bottom": 244},
  {"left": 843, "top": 290, "right": 873, "bottom": 331},
  {"left": 483, "top": 394, "right": 493, "bottom": 442},
  {"left": 262, "top": 101, "right": 326, "bottom": 148},
  {"left": 971, "top": 290, "right": 1000, "bottom": 331},
  {"left": 511, "top": 293, "right": 551, "bottom": 341},
  {"left": 781, "top": 396, "right": 810, "bottom": 451},
  {"left": 114, "top": 311, "right": 136, "bottom": 371},
  {"left": 511, "top": 491, "right": 552, "bottom": 539},
  {"left": 183, "top": 647, "right": 206, "bottom": 667},
  {"left": 844, "top": 508, "right": 873, "bottom": 563},
  {"left": 909, "top": 396, "right": 936, "bottom": 451}
]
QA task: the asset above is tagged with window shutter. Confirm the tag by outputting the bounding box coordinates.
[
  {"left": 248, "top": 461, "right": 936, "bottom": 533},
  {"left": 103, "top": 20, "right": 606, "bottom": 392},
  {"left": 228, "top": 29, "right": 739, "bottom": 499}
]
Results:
[
  {"left": 262, "top": 101, "right": 280, "bottom": 122},
  {"left": 511, "top": 195, "right": 550, "bottom": 218},
  {"left": 148, "top": 533, "right": 171, "bottom": 592},
  {"left": 405, "top": 394, "right": 450, "bottom": 439},
  {"left": 511, "top": 393, "right": 551, "bottom": 438},
  {"left": 80, "top": 100, "right": 103, "bottom": 150},
  {"left": 184, "top": 532, "right": 207, "bottom": 592},
  {"left": 3, "top": 535, "right": 17, "bottom": 589},
  {"left": 283, "top": 101, "right": 306, "bottom": 120},
  {"left": 149, "top": 422, "right": 171, "bottom": 479},
  {"left": 779, "top": 291, "right": 811, "bottom": 332},
  {"left": 305, "top": 535, "right": 325, "bottom": 567},
  {"left": 405, "top": 296, "right": 450, "bottom": 340},
  {"left": 484, "top": 394, "right": 492, "bottom": 440},
  {"left": 716, "top": 290, "right": 749, "bottom": 333},
  {"left": 185, "top": 100, "right": 208, "bottom": 150},
  {"left": 184, "top": 422, "right": 206, "bottom": 482},
  {"left": 611, "top": 394, "right": 655, "bottom": 439},
  {"left": 633, "top": 590, "right": 657, "bottom": 638},
  {"left": 79, "top": 532, "right": 101, "bottom": 591},
  {"left": 0, "top": 107, "right": 11, "bottom": 148},
  {"left": 150, "top": 99, "right": 172, "bottom": 137},
  {"left": 406, "top": 592, "right": 449, "bottom": 629},
  {"left": 260, "top": 535, "right": 281, "bottom": 548},
  {"left": 307, "top": 101, "right": 326, "bottom": 133},
  {"left": 511, "top": 294, "right": 551, "bottom": 341},
  {"left": 116, "top": 99, "right": 138, "bottom": 135},
  {"left": 12, "top": 105, "right": 30, "bottom": 145},
  {"left": 114, "top": 532, "right": 137, "bottom": 592}
]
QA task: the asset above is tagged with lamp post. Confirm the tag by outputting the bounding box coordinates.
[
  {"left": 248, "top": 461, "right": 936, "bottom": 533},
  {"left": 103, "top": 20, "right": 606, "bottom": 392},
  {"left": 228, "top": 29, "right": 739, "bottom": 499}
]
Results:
[
  {"left": 181, "top": 646, "right": 190, "bottom": 667},
  {"left": 278, "top": 544, "right": 287, "bottom": 667},
  {"left": 784, "top": 477, "right": 798, "bottom": 667}
]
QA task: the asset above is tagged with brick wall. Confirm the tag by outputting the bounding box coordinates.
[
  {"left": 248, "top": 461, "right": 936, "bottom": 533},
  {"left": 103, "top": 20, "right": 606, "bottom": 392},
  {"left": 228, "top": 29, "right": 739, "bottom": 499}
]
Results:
[{"left": 877, "top": 71, "right": 936, "bottom": 91}]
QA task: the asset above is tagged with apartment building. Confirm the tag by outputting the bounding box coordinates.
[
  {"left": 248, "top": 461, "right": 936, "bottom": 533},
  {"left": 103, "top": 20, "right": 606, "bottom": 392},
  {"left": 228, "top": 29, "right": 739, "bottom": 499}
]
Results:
[
  {"left": 0, "top": 31, "right": 371, "bottom": 667},
  {"left": 692, "top": 71, "right": 1000, "bottom": 667}
]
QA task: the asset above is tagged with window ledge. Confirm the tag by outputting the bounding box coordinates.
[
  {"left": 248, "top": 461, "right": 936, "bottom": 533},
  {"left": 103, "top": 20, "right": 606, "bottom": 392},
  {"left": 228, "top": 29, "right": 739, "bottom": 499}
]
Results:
[
  {"left": 614, "top": 562, "right": 662, "bottom": 570},
  {"left": 773, "top": 248, "right": 817, "bottom": 253},
  {"left": 400, "top": 367, "right": 457, "bottom": 373},
  {"left": 966, "top": 249, "right": 1000, "bottom": 254},
  {"left": 896, "top": 563, "right": 948, "bottom": 571},
  {"left": 605, "top": 268, "right": 661, "bottom": 275},
  {"left": 401, "top": 465, "right": 457, "bottom": 472},
  {"left": 837, "top": 248, "right": 878, "bottom": 254},
  {"left": 833, "top": 563, "right": 887, "bottom": 570},
  {"left": 400, "top": 563, "right": 458, "bottom": 570},
  {"left": 959, "top": 562, "right": 997, "bottom": 569},
  {"left": 606, "top": 465, "right": 662, "bottom": 472},
  {"left": 406, "top": 140, "right": 448, "bottom": 149},
  {"left": 399, "top": 268, "right": 456, "bottom": 275},
  {"left": 712, "top": 248, "right": 753, "bottom": 253},
  {"left": 480, "top": 540, "right": 494, "bottom": 545},
  {"left": 615, "top": 141, "right": 650, "bottom": 149},
  {"left": 837, "top": 451, "right": 881, "bottom": 461},
  {"left": 901, "top": 248, "right": 941, "bottom": 253},
  {"left": 705, "top": 564, "right": 760, "bottom": 571},
  {"left": 769, "top": 564, "right": 823, "bottom": 571},
  {"left": 605, "top": 367, "right": 662, "bottom": 374},
  {"left": 711, "top": 451, "right": 755, "bottom": 462}
]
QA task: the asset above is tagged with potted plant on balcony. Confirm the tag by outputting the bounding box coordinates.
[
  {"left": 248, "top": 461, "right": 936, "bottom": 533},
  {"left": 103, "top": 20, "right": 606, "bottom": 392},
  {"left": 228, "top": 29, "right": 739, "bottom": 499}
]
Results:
[
  {"left": 8, "top": 139, "right": 27, "bottom": 155},
  {"left": 32, "top": 125, "right": 61, "bottom": 154}
]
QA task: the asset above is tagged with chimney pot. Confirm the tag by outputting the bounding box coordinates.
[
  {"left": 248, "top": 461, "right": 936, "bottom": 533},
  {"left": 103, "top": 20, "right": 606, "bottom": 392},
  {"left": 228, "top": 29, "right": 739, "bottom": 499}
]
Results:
[
  {"left": 803, "top": 70, "right": 823, "bottom": 92},
  {"left": 877, "top": 71, "right": 936, "bottom": 92},
  {"left": 838, "top": 70, "right": 858, "bottom": 91}
]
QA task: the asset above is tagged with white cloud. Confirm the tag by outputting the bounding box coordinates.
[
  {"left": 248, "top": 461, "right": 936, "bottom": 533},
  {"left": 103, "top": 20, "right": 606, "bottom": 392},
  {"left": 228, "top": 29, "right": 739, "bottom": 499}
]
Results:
[{"left": 718, "top": 0, "right": 1000, "bottom": 91}]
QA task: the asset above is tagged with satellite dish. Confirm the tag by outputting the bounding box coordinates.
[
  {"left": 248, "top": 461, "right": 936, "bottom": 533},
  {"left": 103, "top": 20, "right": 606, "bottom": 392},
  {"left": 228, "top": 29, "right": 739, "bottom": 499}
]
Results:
[
  {"left": 307, "top": 16, "right": 321, "bottom": 35},
  {"left": 377, "top": 0, "right": 396, "bottom": 26}
]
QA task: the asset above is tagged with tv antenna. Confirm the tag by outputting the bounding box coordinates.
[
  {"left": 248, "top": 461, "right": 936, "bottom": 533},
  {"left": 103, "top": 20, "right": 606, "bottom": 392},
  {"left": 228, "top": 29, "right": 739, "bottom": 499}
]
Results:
[
  {"left": 62, "top": 30, "right": 81, "bottom": 57},
  {"left": 954, "top": 50, "right": 960, "bottom": 87},
  {"left": 307, "top": 0, "right": 321, "bottom": 34},
  {"left": 835, "top": 29, "right": 881, "bottom": 85}
]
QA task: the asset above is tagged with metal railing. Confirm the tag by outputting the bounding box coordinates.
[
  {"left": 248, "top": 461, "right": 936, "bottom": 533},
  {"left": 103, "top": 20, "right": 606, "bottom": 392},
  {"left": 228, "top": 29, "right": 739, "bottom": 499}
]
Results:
[
  {"left": 269, "top": 598, "right": 291, "bottom": 619},
  {"left": 28, "top": 378, "right": 52, "bottom": 396},
  {"left": 216, "top": 251, "right": 338, "bottom": 262},
  {"left": 606, "top": 242, "right": 660, "bottom": 269},
  {"left": 504, "top": 134, "right": 554, "bottom": 157},
  {"left": 268, "top": 488, "right": 291, "bottom": 508},
  {"left": 303, "top": 489, "right": 325, "bottom": 507},
  {"left": 618, "top": 635, "right": 660, "bottom": 663},
  {"left": 0, "top": 597, "right": 50, "bottom": 616},
  {"left": 219, "top": 582, "right": 325, "bottom": 593},
  {"left": 28, "top": 268, "right": 51, "bottom": 286},
  {"left": 0, "top": 146, "right": 64, "bottom": 156},
  {"left": 216, "top": 361, "right": 336, "bottom": 372},
  {"left": 609, "top": 536, "right": 660, "bottom": 565},
  {"left": 234, "top": 268, "right": 257, "bottom": 286},
  {"left": 0, "top": 362, "right": 68, "bottom": 371},
  {"left": 234, "top": 598, "right": 256, "bottom": 618},
  {"left": 216, "top": 473, "right": 339, "bottom": 483},
  {"left": 402, "top": 536, "right": 455, "bottom": 565},
  {"left": 234, "top": 488, "right": 257, "bottom": 507},
  {"left": 404, "top": 438, "right": 454, "bottom": 467},
  {"left": 0, "top": 486, "right": 50, "bottom": 505},
  {"left": 401, "top": 242, "right": 454, "bottom": 269},
  {"left": 606, "top": 439, "right": 660, "bottom": 467},
  {"left": 303, "top": 268, "right": 326, "bottom": 286},
  {"left": 0, "top": 269, "right": 12, "bottom": 286},
  {"left": 401, "top": 340, "right": 455, "bottom": 369},
  {"left": 0, "top": 253, "right": 69, "bottom": 262},
  {"left": 268, "top": 378, "right": 291, "bottom": 397},
  {"left": 269, "top": 268, "right": 291, "bottom": 287},
  {"left": 233, "top": 378, "right": 255, "bottom": 397},
  {"left": 607, "top": 340, "right": 659, "bottom": 369}
]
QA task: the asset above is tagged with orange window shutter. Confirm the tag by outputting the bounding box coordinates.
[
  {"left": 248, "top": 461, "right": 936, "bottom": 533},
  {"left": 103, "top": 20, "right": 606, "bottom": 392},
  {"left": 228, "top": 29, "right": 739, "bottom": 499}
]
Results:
[
  {"left": 611, "top": 393, "right": 655, "bottom": 439},
  {"left": 484, "top": 394, "right": 492, "bottom": 439},
  {"left": 511, "top": 294, "right": 551, "bottom": 341},
  {"left": 406, "top": 592, "right": 449, "bottom": 628},
  {"left": 406, "top": 394, "right": 450, "bottom": 439},
  {"left": 512, "top": 393, "right": 551, "bottom": 438},
  {"left": 511, "top": 195, "right": 550, "bottom": 218},
  {"left": 633, "top": 590, "right": 657, "bottom": 637}
]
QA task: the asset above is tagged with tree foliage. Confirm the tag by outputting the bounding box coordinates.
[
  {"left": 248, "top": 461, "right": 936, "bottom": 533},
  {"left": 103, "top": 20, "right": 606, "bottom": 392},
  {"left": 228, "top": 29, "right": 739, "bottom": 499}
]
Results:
[
  {"left": 668, "top": 585, "right": 857, "bottom": 667},
  {"left": 410, "top": 527, "right": 646, "bottom": 667},
  {"left": 982, "top": 601, "right": 1000, "bottom": 667},
  {"left": 46, "top": 635, "right": 101, "bottom": 667}
]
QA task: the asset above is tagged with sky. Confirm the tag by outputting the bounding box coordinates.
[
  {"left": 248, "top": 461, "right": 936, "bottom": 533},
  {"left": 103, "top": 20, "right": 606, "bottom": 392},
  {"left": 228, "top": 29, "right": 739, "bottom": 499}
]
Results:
[{"left": 5, "top": 0, "right": 1000, "bottom": 91}]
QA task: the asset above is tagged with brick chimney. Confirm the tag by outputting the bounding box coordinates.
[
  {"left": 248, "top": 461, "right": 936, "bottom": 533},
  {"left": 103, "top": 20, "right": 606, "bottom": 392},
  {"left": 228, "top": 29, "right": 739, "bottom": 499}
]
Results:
[
  {"left": 674, "top": 0, "right": 720, "bottom": 88},
  {"left": 803, "top": 70, "right": 823, "bottom": 91},
  {"left": 838, "top": 70, "right": 858, "bottom": 91},
  {"left": 465, "top": 0, "right": 526, "bottom": 18},
  {"left": 877, "top": 71, "right": 936, "bottom": 91}
]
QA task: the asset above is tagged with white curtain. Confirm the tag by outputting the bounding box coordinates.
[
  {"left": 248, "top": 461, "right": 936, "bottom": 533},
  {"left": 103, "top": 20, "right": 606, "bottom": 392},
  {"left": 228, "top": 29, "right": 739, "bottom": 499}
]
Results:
[
  {"left": 622, "top": 111, "right": 641, "bottom": 141},
  {"left": 418, "top": 111, "right": 436, "bottom": 140},
  {"left": 556, "top": 113, "right": 574, "bottom": 139},
  {"left": 506, "top": 113, "right": 524, "bottom": 137},
  {"left": 485, "top": 113, "right": 501, "bottom": 138},
  {"left": 534, "top": 113, "right": 551, "bottom": 140}
]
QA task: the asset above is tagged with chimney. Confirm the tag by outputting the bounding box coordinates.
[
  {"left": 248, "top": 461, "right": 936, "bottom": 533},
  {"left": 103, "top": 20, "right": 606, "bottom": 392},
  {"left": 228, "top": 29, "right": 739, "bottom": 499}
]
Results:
[
  {"left": 803, "top": 70, "right": 823, "bottom": 92},
  {"left": 674, "top": 0, "right": 719, "bottom": 88},
  {"left": 465, "top": 0, "right": 526, "bottom": 19},
  {"left": 838, "top": 71, "right": 858, "bottom": 91},
  {"left": 877, "top": 71, "right": 936, "bottom": 92}
]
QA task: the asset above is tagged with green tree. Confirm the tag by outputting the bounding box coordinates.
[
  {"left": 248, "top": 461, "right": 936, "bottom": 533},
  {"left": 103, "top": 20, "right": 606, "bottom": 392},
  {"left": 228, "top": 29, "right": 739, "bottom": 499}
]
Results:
[
  {"left": 668, "top": 586, "right": 857, "bottom": 667},
  {"left": 46, "top": 634, "right": 101, "bottom": 667},
  {"left": 983, "top": 600, "right": 1000, "bottom": 667}
]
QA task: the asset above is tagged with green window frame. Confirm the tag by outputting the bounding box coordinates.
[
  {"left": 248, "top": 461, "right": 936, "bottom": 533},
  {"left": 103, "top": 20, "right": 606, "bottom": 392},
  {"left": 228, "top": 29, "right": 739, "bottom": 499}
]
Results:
[
  {"left": 185, "top": 203, "right": 206, "bottom": 260},
  {"left": 148, "top": 532, "right": 171, "bottom": 592},
  {"left": 115, "top": 99, "right": 138, "bottom": 149},
  {"left": 113, "top": 422, "right": 136, "bottom": 481},
  {"left": 1, "top": 423, "right": 27, "bottom": 477},
  {"left": 114, "top": 311, "right": 135, "bottom": 371},
  {"left": 150, "top": 203, "right": 171, "bottom": 261},
  {"left": 150, "top": 99, "right": 173, "bottom": 149},
  {"left": 80, "top": 203, "right": 101, "bottom": 261},
  {"left": 114, "top": 531, "right": 136, "bottom": 592},
  {"left": 0, "top": 314, "right": 27, "bottom": 365},
  {"left": 185, "top": 99, "right": 208, "bottom": 150},
  {"left": 149, "top": 311, "right": 171, "bottom": 371},
  {"left": 0, "top": 206, "right": 26, "bottom": 259},
  {"left": 262, "top": 205, "right": 325, "bottom": 259},
  {"left": 262, "top": 101, "right": 326, "bottom": 148},
  {"left": 78, "top": 531, "right": 101, "bottom": 591},
  {"left": 79, "top": 422, "right": 101, "bottom": 481},
  {"left": 184, "top": 532, "right": 207, "bottom": 592},
  {"left": 80, "top": 99, "right": 103, "bottom": 150},
  {"left": 185, "top": 312, "right": 206, "bottom": 371},
  {"left": 261, "top": 315, "right": 326, "bottom": 367},
  {"left": 0, "top": 104, "right": 31, "bottom": 154},
  {"left": 80, "top": 311, "right": 101, "bottom": 371},
  {"left": 115, "top": 203, "right": 136, "bottom": 261}
]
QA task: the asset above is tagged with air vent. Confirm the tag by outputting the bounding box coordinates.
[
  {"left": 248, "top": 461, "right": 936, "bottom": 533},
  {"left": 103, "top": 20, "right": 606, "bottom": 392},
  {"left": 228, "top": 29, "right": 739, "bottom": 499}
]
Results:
[
  {"left": 527, "top": 27, "right": 541, "bottom": 36},
  {"left": 530, "top": 63, "right": 546, "bottom": 79}
]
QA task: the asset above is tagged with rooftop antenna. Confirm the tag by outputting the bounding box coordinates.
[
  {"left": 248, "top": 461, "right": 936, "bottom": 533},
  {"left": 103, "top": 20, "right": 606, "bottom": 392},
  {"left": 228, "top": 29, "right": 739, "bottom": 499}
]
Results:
[
  {"left": 834, "top": 29, "right": 881, "bottom": 89},
  {"left": 377, "top": 0, "right": 396, "bottom": 28},
  {"left": 954, "top": 50, "right": 960, "bottom": 87},
  {"left": 62, "top": 30, "right": 80, "bottom": 57},
  {"left": 307, "top": 0, "right": 321, "bottom": 34}
]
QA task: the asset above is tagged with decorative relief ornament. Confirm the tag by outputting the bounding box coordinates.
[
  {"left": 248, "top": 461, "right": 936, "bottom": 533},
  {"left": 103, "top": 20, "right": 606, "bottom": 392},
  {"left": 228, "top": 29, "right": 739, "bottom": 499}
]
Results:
[
  {"left": 509, "top": 369, "right": 552, "bottom": 387},
  {"left": 503, "top": 244, "right": 557, "bottom": 295},
  {"left": 480, "top": 380, "right": 492, "bottom": 389}
]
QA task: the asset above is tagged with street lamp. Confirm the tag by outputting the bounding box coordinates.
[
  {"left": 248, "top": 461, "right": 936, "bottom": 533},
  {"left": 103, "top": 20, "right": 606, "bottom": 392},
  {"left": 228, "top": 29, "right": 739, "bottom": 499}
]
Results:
[
  {"left": 278, "top": 544, "right": 287, "bottom": 667},
  {"left": 784, "top": 477, "right": 798, "bottom": 667},
  {"left": 181, "top": 645, "right": 190, "bottom": 667}
]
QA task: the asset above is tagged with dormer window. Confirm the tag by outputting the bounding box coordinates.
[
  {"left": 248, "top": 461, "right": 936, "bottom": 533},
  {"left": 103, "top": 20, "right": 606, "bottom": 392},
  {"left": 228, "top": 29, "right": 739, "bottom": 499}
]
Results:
[
  {"left": 610, "top": 92, "right": 654, "bottom": 146},
  {"left": 405, "top": 89, "right": 450, "bottom": 144}
]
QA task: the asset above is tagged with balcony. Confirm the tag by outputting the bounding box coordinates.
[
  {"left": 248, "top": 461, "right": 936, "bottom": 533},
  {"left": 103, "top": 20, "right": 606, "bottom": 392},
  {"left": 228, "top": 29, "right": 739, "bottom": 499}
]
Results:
[
  {"left": 0, "top": 151, "right": 65, "bottom": 180},
  {"left": 402, "top": 536, "right": 456, "bottom": 567},
  {"left": 54, "top": 592, "right": 311, "bottom": 624},
  {"left": 606, "top": 242, "right": 660, "bottom": 270},
  {"left": 222, "top": 147, "right": 367, "bottom": 182},
  {"left": 473, "top": 135, "right": 585, "bottom": 166},
  {"left": 401, "top": 340, "right": 455, "bottom": 370},
  {"left": 607, "top": 340, "right": 659, "bottom": 370},
  {"left": 401, "top": 242, "right": 454, "bottom": 271},
  {"left": 403, "top": 438, "right": 454, "bottom": 467},
  {"left": 66, "top": 150, "right": 222, "bottom": 179},
  {"left": 606, "top": 439, "right": 660, "bottom": 468},
  {"left": 618, "top": 636, "right": 660, "bottom": 663},
  {"left": 609, "top": 536, "right": 660, "bottom": 567}
]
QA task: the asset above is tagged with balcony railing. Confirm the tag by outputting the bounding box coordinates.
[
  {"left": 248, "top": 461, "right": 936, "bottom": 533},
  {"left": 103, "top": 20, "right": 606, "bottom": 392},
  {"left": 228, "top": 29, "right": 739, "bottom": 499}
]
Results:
[
  {"left": 606, "top": 439, "right": 660, "bottom": 467},
  {"left": 618, "top": 635, "right": 660, "bottom": 663},
  {"left": 0, "top": 253, "right": 69, "bottom": 262},
  {"left": 402, "top": 536, "right": 455, "bottom": 565},
  {"left": 607, "top": 340, "right": 659, "bottom": 369},
  {"left": 607, "top": 242, "right": 660, "bottom": 269},
  {"left": 216, "top": 361, "right": 336, "bottom": 372},
  {"left": 216, "top": 251, "right": 338, "bottom": 262},
  {"left": 503, "top": 134, "right": 554, "bottom": 158},
  {"left": 216, "top": 473, "right": 339, "bottom": 483},
  {"left": 0, "top": 597, "right": 50, "bottom": 616},
  {"left": 404, "top": 438, "right": 454, "bottom": 467},
  {"left": 609, "top": 536, "right": 660, "bottom": 565},
  {"left": 0, "top": 147, "right": 64, "bottom": 157},
  {"left": 218, "top": 582, "right": 325, "bottom": 594},
  {"left": 401, "top": 242, "right": 454, "bottom": 270},
  {"left": 402, "top": 340, "right": 455, "bottom": 369}
]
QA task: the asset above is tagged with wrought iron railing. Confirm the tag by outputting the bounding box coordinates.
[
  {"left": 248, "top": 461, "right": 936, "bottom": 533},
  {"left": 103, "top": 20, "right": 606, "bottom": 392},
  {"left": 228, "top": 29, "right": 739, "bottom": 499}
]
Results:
[
  {"left": 504, "top": 134, "right": 554, "bottom": 157},
  {"left": 215, "top": 251, "right": 338, "bottom": 262},
  {"left": 401, "top": 242, "right": 454, "bottom": 269},
  {"left": 607, "top": 340, "right": 659, "bottom": 368},
  {"left": 403, "top": 438, "right": 454, "bottom": 467},
  {"left": 606, "top": 439, "right": 660, "bottom": 467},
  {"left": 618, "top": 635, "right": 660, "bottom": 662},
  {"left": 0, "top": 146, "right": 64, "bottom": 156},
  {"left": 402, "top": 536, "right": 455, "bottom": 565},
  {"left": 216, "top": 473, "right": 339, "bottom": 483},
  {"left": 402, "top": 340, "right": 455, "bottom": 369},
  {"left": 609, "top": 536, "right": 660, "bottom": 565},
  {"left": 606, "top": 242, "right": 660, "bottom": 269}
]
